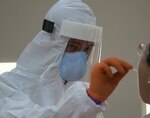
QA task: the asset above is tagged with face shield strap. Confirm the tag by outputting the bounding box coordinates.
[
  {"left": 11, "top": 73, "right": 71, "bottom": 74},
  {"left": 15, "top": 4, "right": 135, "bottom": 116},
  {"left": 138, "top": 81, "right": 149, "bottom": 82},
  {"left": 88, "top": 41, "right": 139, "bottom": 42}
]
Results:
[{"left": 42, "top": 19, "right": 55, "bottom": 33}]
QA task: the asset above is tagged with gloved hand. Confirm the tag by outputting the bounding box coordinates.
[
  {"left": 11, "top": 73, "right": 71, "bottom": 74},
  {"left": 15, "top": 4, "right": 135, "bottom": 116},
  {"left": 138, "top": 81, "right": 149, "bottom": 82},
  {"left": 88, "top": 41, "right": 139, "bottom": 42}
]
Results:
[{"left": 87, "top": 57, "right": 133, "bottom": 102}]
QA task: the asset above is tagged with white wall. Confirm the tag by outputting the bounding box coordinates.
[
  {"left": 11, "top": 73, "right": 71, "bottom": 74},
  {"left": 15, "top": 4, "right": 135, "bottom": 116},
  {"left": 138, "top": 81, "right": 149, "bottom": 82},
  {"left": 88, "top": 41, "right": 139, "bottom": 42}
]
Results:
[{"left": 0, "top": 0, "right": 150, "bottom": 118}]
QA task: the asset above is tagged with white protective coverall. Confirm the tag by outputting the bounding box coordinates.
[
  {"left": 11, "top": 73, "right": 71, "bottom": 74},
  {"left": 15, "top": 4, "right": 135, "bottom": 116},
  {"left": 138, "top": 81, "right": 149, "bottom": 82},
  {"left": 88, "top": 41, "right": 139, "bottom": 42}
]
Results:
[{"left": 0, "top": 0, "right": 107, "bottom": 118}]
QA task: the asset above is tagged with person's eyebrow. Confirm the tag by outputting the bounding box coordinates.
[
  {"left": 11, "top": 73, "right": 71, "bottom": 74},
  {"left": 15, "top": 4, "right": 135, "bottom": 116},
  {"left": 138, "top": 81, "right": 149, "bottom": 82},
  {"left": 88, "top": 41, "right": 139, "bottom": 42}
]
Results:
[
  {"left": 89, "top": 42, "right": 94, "bottom": 46},
  {"left": 86, "top": 41, "right": 94, "bottom": 47},
  {"left": 68, "top": 40, "right": 83, "bottom": 46},
  {"left": 69, "top": 41, "right": 80, "bottom": 45},
  {"left": 69, "top": 39, "right": 94, "bottom": 47}
]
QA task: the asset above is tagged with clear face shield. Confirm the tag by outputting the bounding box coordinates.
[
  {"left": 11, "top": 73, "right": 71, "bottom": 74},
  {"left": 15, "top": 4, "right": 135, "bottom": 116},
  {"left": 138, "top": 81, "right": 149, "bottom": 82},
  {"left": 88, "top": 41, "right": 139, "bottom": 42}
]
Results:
[
  {"left": 138, "top": 43, "right": 150, "bottom": 104},
  {"left": 59, "top": 20, "right": 102, "bottom": 82}
]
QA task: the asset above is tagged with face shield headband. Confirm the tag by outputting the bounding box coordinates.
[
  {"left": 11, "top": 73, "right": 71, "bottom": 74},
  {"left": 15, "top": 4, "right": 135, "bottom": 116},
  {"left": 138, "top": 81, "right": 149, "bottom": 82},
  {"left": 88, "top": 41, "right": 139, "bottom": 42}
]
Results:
[{"left": 59, "top": 20, "right": 103, "bottom": 81}]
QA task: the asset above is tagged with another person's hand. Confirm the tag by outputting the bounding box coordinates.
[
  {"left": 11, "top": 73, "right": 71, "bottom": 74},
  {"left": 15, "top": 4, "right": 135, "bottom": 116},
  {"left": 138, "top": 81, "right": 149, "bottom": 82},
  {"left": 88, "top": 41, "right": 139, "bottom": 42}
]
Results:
[{"left": 87, "top": 57, "right": 133, "bottom": 102}]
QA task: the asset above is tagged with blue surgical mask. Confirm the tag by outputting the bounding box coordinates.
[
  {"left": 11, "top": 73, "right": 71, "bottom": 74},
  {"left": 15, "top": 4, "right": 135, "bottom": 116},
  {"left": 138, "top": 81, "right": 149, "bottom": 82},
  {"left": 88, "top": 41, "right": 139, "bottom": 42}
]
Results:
[{"left": 59, "top": 52, "right": 88, "bottom": 81}]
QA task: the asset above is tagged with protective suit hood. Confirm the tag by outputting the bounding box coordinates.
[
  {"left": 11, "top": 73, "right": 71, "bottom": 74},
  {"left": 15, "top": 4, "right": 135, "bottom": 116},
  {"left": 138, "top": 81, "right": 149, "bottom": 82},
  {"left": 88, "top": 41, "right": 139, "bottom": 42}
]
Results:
[
  {"left": 0, "top": 1, "right": 107, "bottom": 117},
  {"left": 12, "top": 0, "right": 97, "bottom": 82}
]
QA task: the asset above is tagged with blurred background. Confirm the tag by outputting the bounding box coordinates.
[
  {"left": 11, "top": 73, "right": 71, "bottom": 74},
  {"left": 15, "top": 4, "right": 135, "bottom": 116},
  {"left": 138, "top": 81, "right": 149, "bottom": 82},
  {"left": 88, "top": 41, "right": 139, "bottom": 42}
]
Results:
[{"left": 0, "top": 0, "right": 150, "bottom": 118}]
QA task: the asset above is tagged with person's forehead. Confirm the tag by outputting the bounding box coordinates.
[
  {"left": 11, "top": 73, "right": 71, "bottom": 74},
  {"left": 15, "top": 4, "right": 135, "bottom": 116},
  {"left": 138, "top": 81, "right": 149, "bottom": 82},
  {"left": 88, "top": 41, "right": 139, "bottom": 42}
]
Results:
[{"left": 69, "top": 38, "right": 94, "bottom": 46}]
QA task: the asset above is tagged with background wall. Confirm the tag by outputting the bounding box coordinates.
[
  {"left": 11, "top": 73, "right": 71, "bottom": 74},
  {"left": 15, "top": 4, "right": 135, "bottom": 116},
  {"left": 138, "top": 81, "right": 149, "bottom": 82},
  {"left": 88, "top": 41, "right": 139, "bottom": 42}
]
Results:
[{"left": 0, "top": 0, "right": 150, "bottom": 118}]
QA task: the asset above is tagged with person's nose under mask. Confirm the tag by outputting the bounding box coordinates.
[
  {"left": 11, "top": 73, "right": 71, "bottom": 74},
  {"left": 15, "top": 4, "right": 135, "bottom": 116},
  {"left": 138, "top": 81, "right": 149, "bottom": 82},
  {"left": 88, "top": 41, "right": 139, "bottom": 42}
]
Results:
[{"left": 59, "top": 51, "right": 88, "bottom": 81}]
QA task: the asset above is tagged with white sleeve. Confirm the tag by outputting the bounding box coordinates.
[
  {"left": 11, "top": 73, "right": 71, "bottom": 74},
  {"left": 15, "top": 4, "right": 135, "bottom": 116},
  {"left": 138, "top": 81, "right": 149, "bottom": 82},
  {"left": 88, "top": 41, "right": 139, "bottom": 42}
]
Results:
[
  {"left": 0, "top": 80, "right": 107, "bottom": 118},
  {"left": 0, "top": 80, "right": 58, "bottom": 118},
  {"left": 52, "top": 82, "right": 108, "bottom": 118}
]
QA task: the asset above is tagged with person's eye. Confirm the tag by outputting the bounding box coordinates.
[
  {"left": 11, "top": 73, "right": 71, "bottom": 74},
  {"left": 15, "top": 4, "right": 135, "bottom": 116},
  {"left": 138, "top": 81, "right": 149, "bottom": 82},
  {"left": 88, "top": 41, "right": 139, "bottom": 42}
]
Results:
[
  {"left": 84, "top": 47, "right": 93, "bottom": 54},
  {"left": 66, "top": 44, "right": 79, "bottom": 52}
]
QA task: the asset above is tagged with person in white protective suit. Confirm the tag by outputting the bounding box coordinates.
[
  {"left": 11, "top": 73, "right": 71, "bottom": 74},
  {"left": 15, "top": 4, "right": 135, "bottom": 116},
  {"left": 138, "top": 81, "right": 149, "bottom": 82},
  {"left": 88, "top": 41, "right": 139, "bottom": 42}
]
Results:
[
  {"left": 0, "top": 0, "right": 133, "bottom": 118},
  {"left": 137, "top": 43, "right": 150, "bottom": 118}
]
